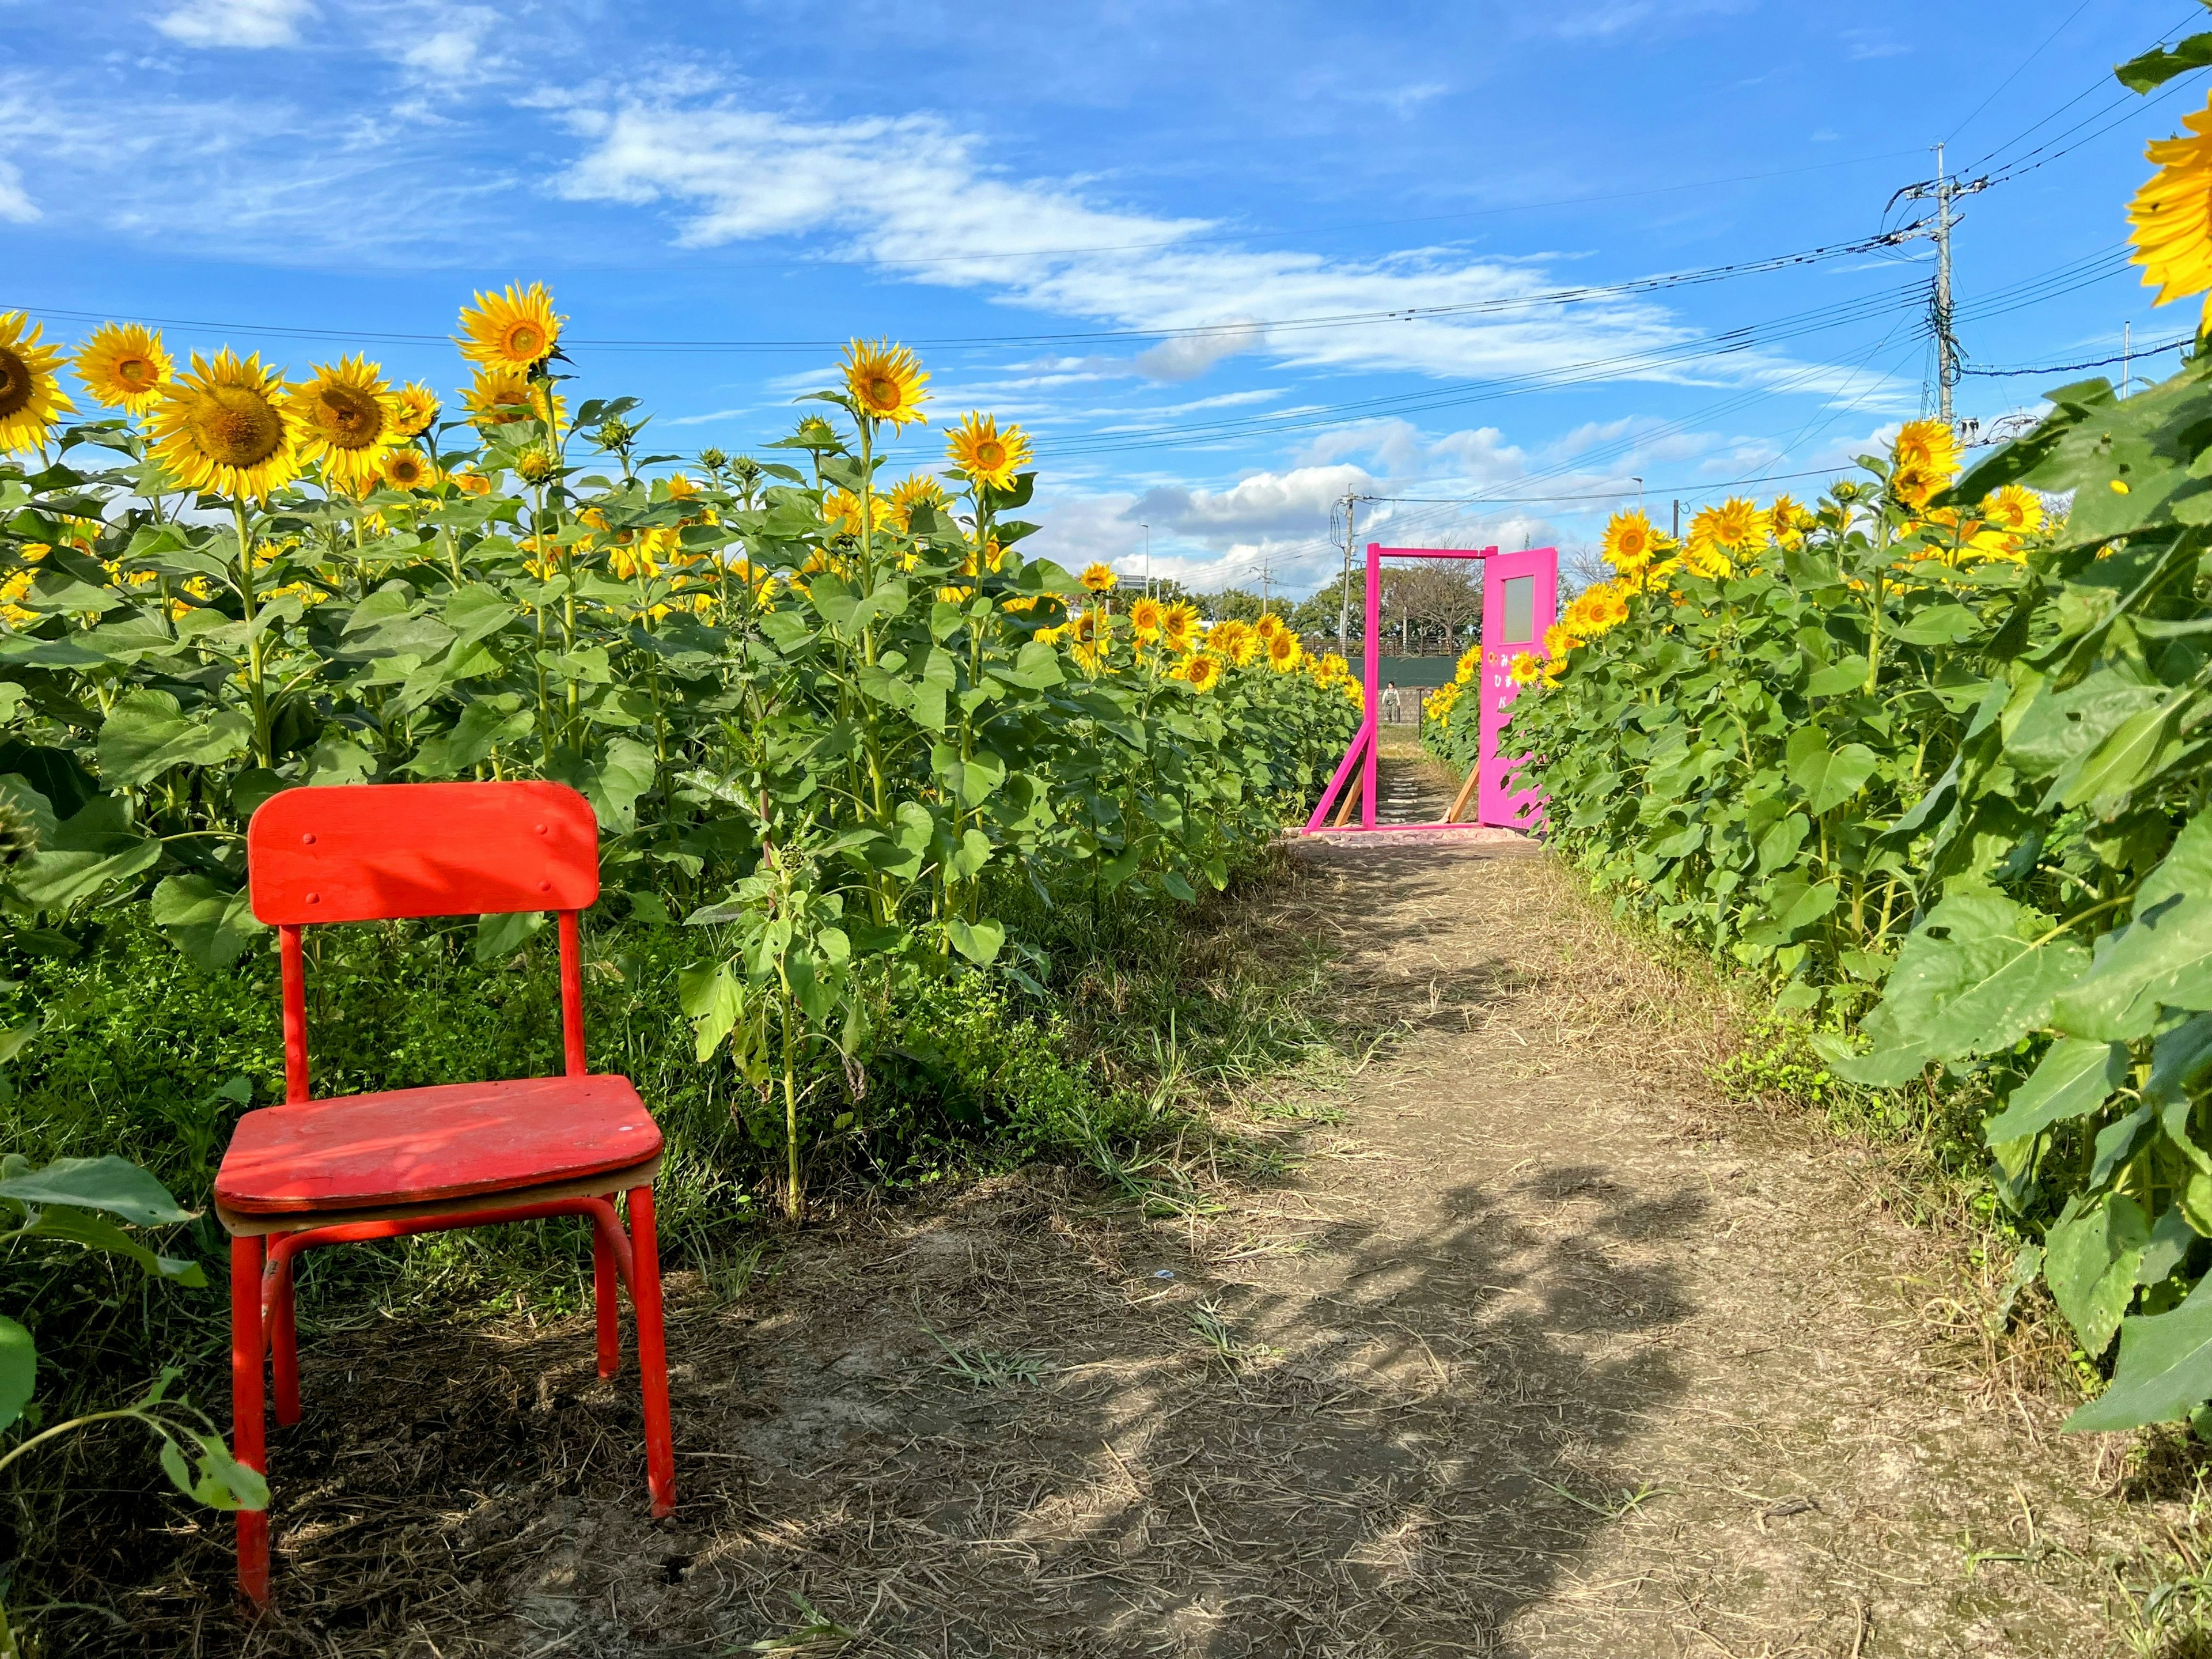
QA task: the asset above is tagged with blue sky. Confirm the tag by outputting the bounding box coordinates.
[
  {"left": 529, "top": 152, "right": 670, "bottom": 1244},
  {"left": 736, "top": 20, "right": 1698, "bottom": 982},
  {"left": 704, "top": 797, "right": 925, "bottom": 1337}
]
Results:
[{"left": 3, "top": 1, "right": 2203, "bottom": 593}]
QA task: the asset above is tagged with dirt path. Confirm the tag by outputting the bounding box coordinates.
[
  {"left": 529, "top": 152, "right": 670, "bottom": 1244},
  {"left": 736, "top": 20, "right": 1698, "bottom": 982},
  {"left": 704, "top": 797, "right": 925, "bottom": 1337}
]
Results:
[{"left": 141, "top": 755, "right": 2180, "bottom": 1658}]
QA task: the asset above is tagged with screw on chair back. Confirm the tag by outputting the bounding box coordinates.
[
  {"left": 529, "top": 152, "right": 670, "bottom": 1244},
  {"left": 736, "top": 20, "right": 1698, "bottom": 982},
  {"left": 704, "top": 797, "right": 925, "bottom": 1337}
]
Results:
[{"left": 247, "top": 780, "right": 601, "bottom": 1098}]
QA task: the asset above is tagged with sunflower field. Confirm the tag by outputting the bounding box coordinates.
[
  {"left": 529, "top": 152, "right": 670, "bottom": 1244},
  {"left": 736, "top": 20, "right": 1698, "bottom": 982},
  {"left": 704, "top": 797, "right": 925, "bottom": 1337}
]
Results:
[
  {"left": 0, "top": 291, "right": 1359, "bottom": 1223},
  {"left": 1465, "top": 33, "right": 2212, "bottom": 1436}
]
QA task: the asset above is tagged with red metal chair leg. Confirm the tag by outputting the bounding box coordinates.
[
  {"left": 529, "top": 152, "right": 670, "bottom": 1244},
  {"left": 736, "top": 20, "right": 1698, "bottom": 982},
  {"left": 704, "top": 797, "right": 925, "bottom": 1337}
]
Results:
[
  {"left": 268, "top": 1252, "right": 301, "bottom": 1426},
  {"left": 231, "top": 1234, "right": 271, "bottom": 1606},
  {"left": 626, "top": 1186, "right": 676, "bottom": 1518},
  {"left": 592, "top": 1218, "right": 620, "bottom": 1379}
]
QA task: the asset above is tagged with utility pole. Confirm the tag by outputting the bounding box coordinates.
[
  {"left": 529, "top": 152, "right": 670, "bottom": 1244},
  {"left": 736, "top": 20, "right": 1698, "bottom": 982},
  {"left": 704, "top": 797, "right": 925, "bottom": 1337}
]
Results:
[
  {"left": 1892, "top": 144, "right": 1984, "bottom": 429},
  {"left": 1671, "top": 498, "right": 1680, "bottom": 541},
  {"left": 1335, "top": 491, "right": 1359, "bottom": 658},
  {"left": 1259, "top": 562, "right": 1273, "bottom": 618}
]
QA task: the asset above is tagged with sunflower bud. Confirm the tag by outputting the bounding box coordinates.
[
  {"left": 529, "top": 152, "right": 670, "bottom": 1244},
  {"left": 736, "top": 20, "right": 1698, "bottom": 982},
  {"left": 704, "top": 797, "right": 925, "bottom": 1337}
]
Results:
[
  {"left": 0, "top": 798, "right": 39, "bottom": 869},
  {"left": 698, "top": 446, "right": 728, "bottom": 474},
  {"left": 514, "top": 446, "right": 558, "bottom": 485}
]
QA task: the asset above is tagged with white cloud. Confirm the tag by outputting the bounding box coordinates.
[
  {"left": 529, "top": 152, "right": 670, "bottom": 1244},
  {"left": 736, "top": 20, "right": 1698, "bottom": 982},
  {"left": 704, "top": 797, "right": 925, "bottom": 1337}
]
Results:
[
  {"left": 0, "top": 158, "right": 36, "bottom": 223},
  {"left": 1134, "top": 318, "right": 1267, "bottom": 382},
  {"left": 550, "top": 97, "right": 1751, "bottom": 388},
  {"left": 153, "top": 0, "right": 316, "bottom": 49},
  {"left": 394, "top": 5, "right": 501, "bottom": 85}
]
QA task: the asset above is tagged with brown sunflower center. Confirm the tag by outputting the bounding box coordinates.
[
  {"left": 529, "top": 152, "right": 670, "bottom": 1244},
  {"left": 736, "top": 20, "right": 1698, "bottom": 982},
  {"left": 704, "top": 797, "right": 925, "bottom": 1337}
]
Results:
[
  {"left": 117, "top": 355, "right": 157, "bottom": 389},
  {"left": 862, "top": 374, "right": 902, "bottom": 410},
  {"left": 189, "top": 384, "right": 285, "bottom": 468},
  {"left": 388, "top": 455, "right": 425, "bottom": 484},
  {"left": 312, "top": 383, "right": 385, "bottom": 449},
  {"left": 0, "top": 344, "right": 31, "bottom": 420},
  {"left": 503, "top": 321, "right": 545, "bottom": 361},
  {"left": 974, "top": 440, "right": 1005, "bottom": 471}
]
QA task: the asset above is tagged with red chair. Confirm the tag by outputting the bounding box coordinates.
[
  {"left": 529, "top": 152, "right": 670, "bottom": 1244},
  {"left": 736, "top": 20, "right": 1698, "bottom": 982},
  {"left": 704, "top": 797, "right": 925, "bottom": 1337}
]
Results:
[{"left": 215, "top": 781, "right": 675, "bottom": 1605}]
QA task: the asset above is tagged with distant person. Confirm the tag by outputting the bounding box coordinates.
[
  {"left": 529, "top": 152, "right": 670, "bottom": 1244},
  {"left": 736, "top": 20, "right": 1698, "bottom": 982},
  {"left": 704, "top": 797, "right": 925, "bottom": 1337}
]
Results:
[{"left": 1381, "top": 681, "right": 1402, "bottom": 722}]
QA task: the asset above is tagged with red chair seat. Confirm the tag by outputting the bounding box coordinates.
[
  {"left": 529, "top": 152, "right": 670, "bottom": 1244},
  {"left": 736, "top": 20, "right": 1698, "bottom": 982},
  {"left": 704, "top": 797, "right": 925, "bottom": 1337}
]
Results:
[{"left": 215, "top": 1075, "right": 662, "bottom": 1215}]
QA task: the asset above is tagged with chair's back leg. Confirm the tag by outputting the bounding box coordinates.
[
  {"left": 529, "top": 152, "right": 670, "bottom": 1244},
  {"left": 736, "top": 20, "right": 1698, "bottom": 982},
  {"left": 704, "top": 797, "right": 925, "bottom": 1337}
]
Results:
[
  {"left": 593, "top": 1221, "right": 620, "bottom": 1379},
  {"left": 626, "top": 1185, "right": 676, "bottom": 1517},
  {"left": 268, "top": 1252, "right": 301, "bottom": 1426},
  {"left": 231, "top": 1234, "right": 271, "bottom": 1604}
]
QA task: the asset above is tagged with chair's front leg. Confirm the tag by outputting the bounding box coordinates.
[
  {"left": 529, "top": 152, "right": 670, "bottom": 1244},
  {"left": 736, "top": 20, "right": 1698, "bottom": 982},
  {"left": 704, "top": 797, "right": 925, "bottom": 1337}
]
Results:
[
  {"left": 592, "top": 1218, "right": 620, "bottom": 1379},
  {"left": 626, "top": 1186, "right": 676, "bottom": 1517},
  {"left": 268, "top": 1250, "right": 301, "bottom": 1426},
  {"left": 231, "top": 1233, "right": 271, "bottom": 1605}
]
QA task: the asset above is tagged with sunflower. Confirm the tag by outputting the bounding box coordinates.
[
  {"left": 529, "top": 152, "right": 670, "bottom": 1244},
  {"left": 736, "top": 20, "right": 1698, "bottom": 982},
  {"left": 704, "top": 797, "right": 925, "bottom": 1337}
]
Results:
[
  {"left": 1161, "top": 600, "right": 1200, "bottom": 653},
  {"left": 291, "top": 355, "right": 403, "bottom": 491},
  {"left": 514, "top": 445, "right": 559, "bottom": 486},
  {"left": 454, "top": 469, "right": 493, "bottom": 498},
  {"left": 74, "top": 321, "right": 171, "bottom": 415},
  {"left": 380, "top": 448, "right": 437, "bottom": 491},
  {"left": 1266, "top": 629, "right": 1303, "bottom": 672},
  {"left": 824, "top": 487, "right": 891, "bottom": 539},
  {"left": 462, "top": 366, "right": 565, "bottom": 432},
  {"left": 1891, "top": 418, "right": 1959, "bottom": 488},
  {"left": 1509, "top": 652, "right": 1543, "bottom": 686},
  {"left": 456, "top": 282, "right": 563, "bottom": 372},
  {"left": 1767, "top": 494, "right": 1809, "bottom": 548},
  {"left": 0, "top": 313, "right": 76, "bottom": 457},
  {"left": 946, "top": 411, "right": 1033, "bottom": 491},
  {"left": 1981, "top": 483, "right": 2045, "bottom": 535},
  {"left": 1080, "top": 562, "right": 1118, "bottom": 593},
  {"left": 150, "top": 349, "right": 298, "bottom": 499},
  {"left": 394, "top": 381, "right": 440, "bottom": 436},
  {"left": 1253, "top": 612, "right": 1283, "bottom": 643},
  {"left": 2130, "top": 92, "right": 2212, "bottom": 323},
  {"left": 1128, "top": 593, "right": 1165, "bottom": 641},
  {"left": 1600, "top": 508, "right": 1657, "bottom": 576},
  {"left": 841, "top": 339, "right": 930, "bottom": 428},
  {"left": 1543, "top": 620, "right": 1580, "bottom": 658},
  {"left": 1702, "top": 497, "right": 1764, "bottom": 554},
  {"left": 1184, "top": 653, "right": 1223, "bottom": 693},
  {"left": 888, "top": 472, "right": 951, "bottom": 532}
]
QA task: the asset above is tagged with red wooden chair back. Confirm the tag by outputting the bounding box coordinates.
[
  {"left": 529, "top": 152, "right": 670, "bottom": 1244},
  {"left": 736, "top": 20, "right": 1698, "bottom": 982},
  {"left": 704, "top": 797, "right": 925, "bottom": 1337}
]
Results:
[{"left": 247, "top": 781, "right": 600, "bottom": 1101}]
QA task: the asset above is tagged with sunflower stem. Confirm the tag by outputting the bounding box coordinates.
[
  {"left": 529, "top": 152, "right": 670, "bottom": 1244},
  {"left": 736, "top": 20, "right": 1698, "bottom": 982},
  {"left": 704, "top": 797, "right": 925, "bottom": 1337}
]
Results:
[{"left": 232, "top": 497, "right": 272, "bottom": 768}]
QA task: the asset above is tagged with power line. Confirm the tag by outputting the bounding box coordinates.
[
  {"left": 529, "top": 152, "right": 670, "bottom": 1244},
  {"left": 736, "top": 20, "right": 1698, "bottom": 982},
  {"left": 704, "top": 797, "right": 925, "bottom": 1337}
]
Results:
[{"left": 1961, "top": 334, "right": 2191, "bottom": 376}]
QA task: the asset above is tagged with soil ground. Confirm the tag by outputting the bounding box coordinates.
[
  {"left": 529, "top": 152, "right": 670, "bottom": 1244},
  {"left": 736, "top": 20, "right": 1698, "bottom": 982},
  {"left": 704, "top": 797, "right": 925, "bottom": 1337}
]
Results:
[{"left": 110, "top": 741, "right": 2186, "bottom": 1657}]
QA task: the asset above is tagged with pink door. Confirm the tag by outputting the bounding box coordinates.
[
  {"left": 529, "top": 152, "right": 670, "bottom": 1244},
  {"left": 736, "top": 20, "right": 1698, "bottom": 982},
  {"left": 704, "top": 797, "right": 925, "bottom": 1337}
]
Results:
[{"left": 1477, "top": 548, "right": 1558, "bottom": 829}]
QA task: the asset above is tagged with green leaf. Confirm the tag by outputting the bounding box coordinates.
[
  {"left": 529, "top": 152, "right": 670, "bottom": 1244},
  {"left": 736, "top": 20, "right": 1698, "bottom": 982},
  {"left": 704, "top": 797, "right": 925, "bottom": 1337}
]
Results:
[
  {"left": 11, "top": 833, "right": 161, "bottom": 912},
  {"left": 474, "top": 908, "right": 546, "bottom": 962},
  {"left": 2139, "top": 810, "right": 2212, "bottom": 915},
  {"left": 1893, "top": 603, "right": 1982, "bottom": 647},
  {"left": 677, "top": 960, "right": 743, "bottom": 1060},
  {"left": 945, "top": 916, "right": 1005, "bottom": 965},
  {"left": 1161, "top": 870, "right": 1198, "bottom": 903},
  {"left": 2046, "top": 1192, "right": 2152, "bottom": 1355},
  {"left": 1839, "top": 893, "right": 2090, "bottom": 1085},
  {"left": 2052, "top": 896, "right": 2212, "bottom": 1043},
  {"left": 151, "top": 874, "right": 266, "bottom": 969},
  {"left": 0, "top": 1154, "right": 195, "bottom": 1224},
  {"left": 1755, "top": 812, "right": 1809, "bottom": 874},
  {"left": 1983, "top": 1038, "right": 2127, "bottom": 1143},
  {"left": 1784, "top": 726, "right": 1878, "bottom": 816},
  {"left": 1805, "top": 656, "right": 1869, "bottom": 698},
  {"left": 22, "top": 1206, "right": 204, "bottom": 1285},
  {"left": 0, "top": 1316, "right": 34, "bottom": 1432},
  {"left": 2066, "top": 1272, "right": 2212, "bottom": 1433},
  {"left": 2117, "top": 29, "right": 2212, "bottom": 92},
  {"left": 96, "top": 690, "right": 253, "bottom": 787},
  {"left": 403, "top": 694, "right": 532, "bottom": 778}
]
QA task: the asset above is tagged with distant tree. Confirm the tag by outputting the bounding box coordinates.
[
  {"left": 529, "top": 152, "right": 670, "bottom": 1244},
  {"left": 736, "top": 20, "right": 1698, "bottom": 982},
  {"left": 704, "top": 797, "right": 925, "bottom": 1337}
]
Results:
[{"left": 1195, "top": 586, "right": 1292, "bottom": 624}]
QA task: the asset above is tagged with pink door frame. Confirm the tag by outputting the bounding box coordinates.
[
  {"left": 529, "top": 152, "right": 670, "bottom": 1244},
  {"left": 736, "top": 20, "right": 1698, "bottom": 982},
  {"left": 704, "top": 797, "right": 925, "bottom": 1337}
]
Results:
[
  {"left": 1475, "top": 546, "right": 1558, "bottom": 831},
  {"left": 1303, "top": 541, "right": 1559, "bottom": 835}
]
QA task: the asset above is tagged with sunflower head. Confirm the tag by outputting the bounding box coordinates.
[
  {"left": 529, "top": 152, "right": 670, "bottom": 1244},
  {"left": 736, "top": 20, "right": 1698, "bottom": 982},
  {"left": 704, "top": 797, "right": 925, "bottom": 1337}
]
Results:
[
  {"left": 888, "top": 472, "right": 951, "bottom": 532},
  {"left": 1206, "top": 619, "right": 1249, "bottom": 658},
  {"left": 1080, "top": 562, "right": 1118, "bottom": 594},
  {"left": 150, "top": 348, "right": 298, "bottom": 499},
  {"left": 463, "top": 367, "right": 564, "bottom": 433},
  {"left": 1161, "top": 601, "right": 1199, "bottom": 650},
  {"left": 1768, "top": 494, "right": 1810, "bottom": 548},
  {"left": 1982, "top": 483, "right": 2046, "bottom": 535},
  {"left": 1266, "top": 630, "right": 1302, "bottom": 672},
  {"left": 946, "top": 411, "right": 1033, "bottom": 492},
  {"left": 841, "top": 339, "right": 930, "bottom": 429},
  {"left": 75, "top": 322, "right": 172, "bottom": 416},
  {"left": 456, "top": 282, "right": 563, "bottom": 372},
  {"left": 1600, "top": 508, "right": 1655, "bottom": 576},
  {"left": 1891, "top": 418, "right": 1960, "bottom": 494},
  {"left": 394, "top": 381, "right": 440, "bottom": 436},
  {"left": 293, "top": 355, "right": 403, "bottom": 490},
  {"left": 381, "top": 448, "right": 436, "bottom": 491},
  {"left": 1509, "top": 651, "right": 1544, "bottom": 686},
  {"left": 824, "top": 487, "right": 890, "bottom": 539},
  {"left": 1253, "top": 612, "right": 1284, "bottom": 642},
  {"left": 0, "top": 313, "right": 77, "bottom": 457},
  {"left": 2130, "top": 93, "right": 2212, "bottom": 323},
  {"left": 1128, "top": 593, "right": 1165, "bottom": 640},
  {"left": 1184, "top": 653, "right": 1223, "bottom": 694}
]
